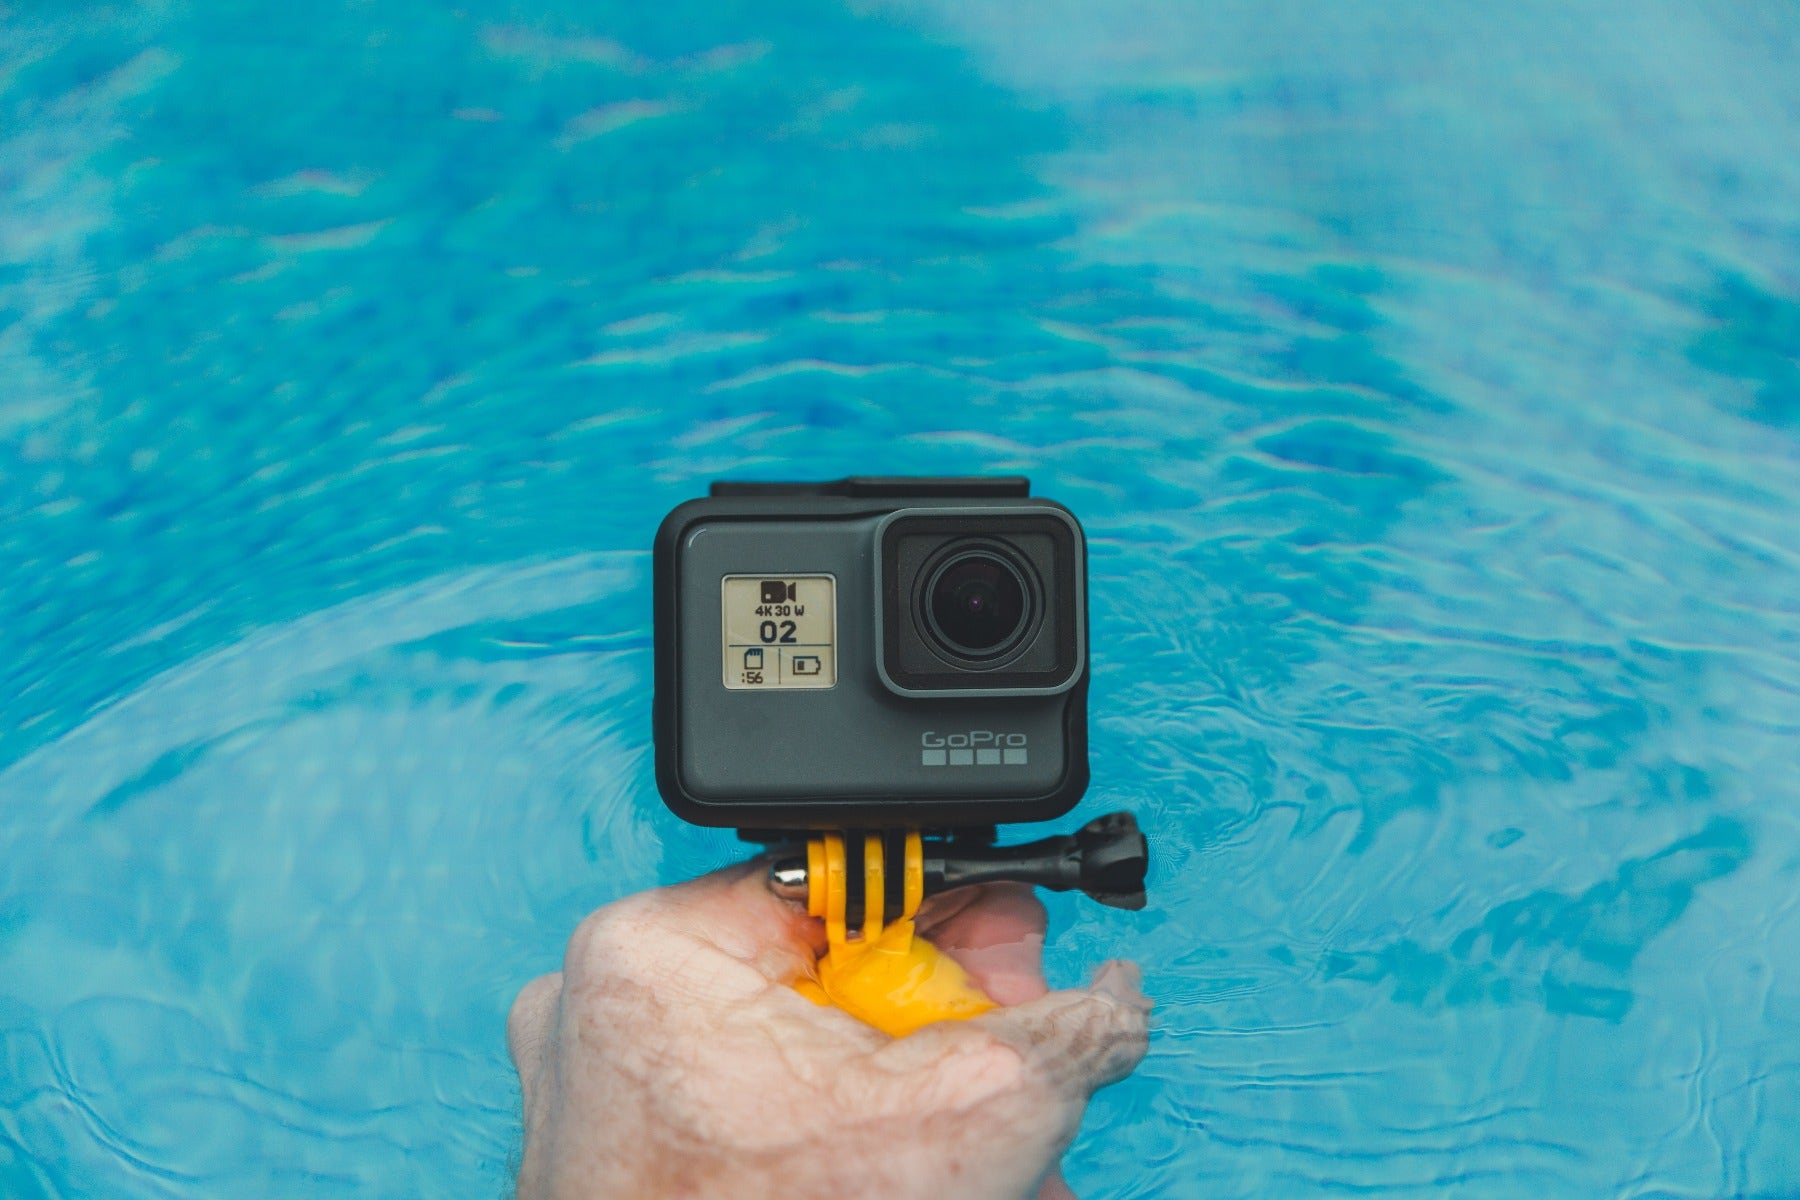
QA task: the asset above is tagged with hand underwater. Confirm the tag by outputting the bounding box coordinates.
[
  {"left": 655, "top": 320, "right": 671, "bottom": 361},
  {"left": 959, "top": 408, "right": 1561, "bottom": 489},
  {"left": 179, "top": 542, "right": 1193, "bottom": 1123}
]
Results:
[{"left": 508, "top": 861, "right": 1150, "bottom": 1200}]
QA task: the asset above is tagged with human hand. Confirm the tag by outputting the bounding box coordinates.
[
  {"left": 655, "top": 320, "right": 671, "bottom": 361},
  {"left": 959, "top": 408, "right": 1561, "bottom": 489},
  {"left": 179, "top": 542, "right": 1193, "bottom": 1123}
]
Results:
[{"left": 507, "top": 860, "right": 1150, "bottom": 1200}]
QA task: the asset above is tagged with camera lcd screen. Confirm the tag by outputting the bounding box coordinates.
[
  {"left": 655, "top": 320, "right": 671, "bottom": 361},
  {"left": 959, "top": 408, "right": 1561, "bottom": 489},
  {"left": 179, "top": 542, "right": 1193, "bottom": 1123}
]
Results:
[{"left": 720, "top": 574, "right": 838, "bottom": 690}]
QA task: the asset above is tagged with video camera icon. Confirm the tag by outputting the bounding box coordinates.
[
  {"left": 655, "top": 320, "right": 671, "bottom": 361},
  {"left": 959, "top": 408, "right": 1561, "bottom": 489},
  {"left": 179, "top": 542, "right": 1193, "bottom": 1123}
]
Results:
[{"left": 761, "top": 580, "right": 797, "bottom": 604}]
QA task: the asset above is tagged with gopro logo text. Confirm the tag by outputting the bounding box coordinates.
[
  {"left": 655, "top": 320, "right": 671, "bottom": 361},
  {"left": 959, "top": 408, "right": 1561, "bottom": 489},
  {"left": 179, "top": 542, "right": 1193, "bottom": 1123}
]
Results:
[{"left": 920, "top": 730, "right": 1028, "bottom": 767}]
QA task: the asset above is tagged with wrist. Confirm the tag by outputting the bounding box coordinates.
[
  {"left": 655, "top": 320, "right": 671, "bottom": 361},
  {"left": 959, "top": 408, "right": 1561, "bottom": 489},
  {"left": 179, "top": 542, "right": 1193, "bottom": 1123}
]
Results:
[{"left": 517, "top": 1124, "right": 1045, "bottom": 1200}]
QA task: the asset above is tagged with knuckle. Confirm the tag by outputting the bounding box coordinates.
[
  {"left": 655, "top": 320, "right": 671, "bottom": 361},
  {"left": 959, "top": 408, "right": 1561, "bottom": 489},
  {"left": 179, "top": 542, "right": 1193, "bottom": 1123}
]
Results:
[
  {"left": 565, "top": 902, "right": 632, "bottom": 965},
  {"left": 564, "top": 896, "right": 668, "bottom": 984}
]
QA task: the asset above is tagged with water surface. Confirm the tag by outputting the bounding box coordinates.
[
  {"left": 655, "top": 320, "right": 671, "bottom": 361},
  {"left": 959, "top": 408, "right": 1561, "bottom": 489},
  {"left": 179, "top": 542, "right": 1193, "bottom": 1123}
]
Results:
[{"left": 2, "top": 1, "right": 1798, "bottom": 1195}]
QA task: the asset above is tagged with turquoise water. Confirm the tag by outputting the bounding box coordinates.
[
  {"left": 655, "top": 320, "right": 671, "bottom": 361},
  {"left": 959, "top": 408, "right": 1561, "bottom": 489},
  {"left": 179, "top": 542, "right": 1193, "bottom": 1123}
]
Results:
[{"left": 4, "top": 1, "right": 1800, "bottom": 1195}]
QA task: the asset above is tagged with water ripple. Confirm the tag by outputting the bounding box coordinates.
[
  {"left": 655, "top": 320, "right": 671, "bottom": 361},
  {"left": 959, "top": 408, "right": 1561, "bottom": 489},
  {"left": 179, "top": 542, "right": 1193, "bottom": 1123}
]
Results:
[{"left": 5, "top": 1, "right": 1800, "bottom": 1197}]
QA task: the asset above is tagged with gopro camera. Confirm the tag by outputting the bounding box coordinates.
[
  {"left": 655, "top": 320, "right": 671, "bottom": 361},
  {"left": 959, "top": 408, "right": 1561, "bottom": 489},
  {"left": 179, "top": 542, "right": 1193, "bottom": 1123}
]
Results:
[{"left": 653, "top": 476, "right": 1088, "bottom": 831}]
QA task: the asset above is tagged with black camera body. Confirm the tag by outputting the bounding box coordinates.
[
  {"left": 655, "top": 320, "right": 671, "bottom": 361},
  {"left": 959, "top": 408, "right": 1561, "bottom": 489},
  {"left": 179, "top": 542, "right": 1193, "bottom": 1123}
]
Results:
[{"left": 653, "top": 477, "right": 1089, "bottom": 831}]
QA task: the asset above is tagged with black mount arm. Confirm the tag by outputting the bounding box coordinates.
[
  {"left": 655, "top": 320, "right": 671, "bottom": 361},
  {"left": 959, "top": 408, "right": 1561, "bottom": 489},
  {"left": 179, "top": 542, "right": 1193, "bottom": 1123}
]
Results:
[{"left": 925, "top": 812, "right": 1148, "bottom": 910}]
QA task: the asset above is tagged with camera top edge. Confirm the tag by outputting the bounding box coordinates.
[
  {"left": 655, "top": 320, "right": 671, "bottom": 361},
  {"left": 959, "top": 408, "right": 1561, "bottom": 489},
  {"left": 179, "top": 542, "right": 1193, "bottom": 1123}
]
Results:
[
  {"left": 657, "top": 482, "right": 1080, "bottom": 547},
  {"left": 708, "top": 475, "right": 1030, "bottom": 500}
]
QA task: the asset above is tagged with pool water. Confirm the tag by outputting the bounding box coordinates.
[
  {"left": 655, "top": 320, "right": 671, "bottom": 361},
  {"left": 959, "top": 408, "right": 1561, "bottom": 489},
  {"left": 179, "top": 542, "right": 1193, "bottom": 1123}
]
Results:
[{"left": 4, "top": 1, "right": 1799, "bottom": 1196}]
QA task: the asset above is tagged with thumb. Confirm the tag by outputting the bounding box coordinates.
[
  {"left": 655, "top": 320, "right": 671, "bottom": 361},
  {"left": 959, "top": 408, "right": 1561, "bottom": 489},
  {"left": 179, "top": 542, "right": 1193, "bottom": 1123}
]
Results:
[{"left": 972, "top": 960, "right": 1151, "bottom": 1098}]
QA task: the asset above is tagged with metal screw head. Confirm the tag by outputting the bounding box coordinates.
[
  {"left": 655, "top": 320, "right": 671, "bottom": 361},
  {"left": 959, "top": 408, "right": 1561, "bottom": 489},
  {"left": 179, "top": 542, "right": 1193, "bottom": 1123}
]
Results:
[{"left": 769, "top": 858, "right": 810, "bottom": 901}]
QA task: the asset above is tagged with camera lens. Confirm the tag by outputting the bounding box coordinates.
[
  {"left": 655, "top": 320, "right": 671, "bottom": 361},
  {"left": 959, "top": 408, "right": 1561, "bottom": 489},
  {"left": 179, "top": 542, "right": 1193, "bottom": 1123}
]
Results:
[{"left": 924, "top": 548, "right": 1032, "bottom": 659}]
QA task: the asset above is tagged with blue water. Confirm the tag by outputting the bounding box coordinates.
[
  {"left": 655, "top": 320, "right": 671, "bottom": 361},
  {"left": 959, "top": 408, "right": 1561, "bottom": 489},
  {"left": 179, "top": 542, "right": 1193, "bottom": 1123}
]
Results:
[{"left": 3, "top": 1, "right": 1799, "bottom": 1195}]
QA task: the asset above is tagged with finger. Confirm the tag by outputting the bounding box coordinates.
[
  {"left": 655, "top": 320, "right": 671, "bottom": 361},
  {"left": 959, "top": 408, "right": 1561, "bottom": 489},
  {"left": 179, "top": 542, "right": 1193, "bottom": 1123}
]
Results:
[
  {"left": 697, "top": 856, "right": 830, "bottom": 958},
  {"left": 919, "top": 883, "right": 1050, "bottom": 1005},
  {"left": 506, "top": 971, "right": 562, "bottom": 1096},
  {"left": 911, "top": 882, "right": 983, "bottom": 933},
  {"left": 917, "top": 882, "right": 1046, "bottom": 947},
  {"left": 972, "top": 960, "right": 1151, "bottom": 1098}
]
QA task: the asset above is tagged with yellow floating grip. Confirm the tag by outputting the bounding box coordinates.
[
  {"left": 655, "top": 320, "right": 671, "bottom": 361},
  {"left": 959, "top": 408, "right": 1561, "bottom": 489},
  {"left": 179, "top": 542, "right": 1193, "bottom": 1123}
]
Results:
[
  {"left": 813, "top": 916, "right": 995, "bottom": 1037},
  {"left": 796, "top": 830, "right": 995, "bottom": 1037}
]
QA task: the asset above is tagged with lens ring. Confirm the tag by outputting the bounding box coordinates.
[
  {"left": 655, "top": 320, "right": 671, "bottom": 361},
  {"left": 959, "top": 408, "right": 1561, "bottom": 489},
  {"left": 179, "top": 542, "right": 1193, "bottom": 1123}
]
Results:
[{"left": 919, "top": 543, "right": 1037, "bottom": 662}]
